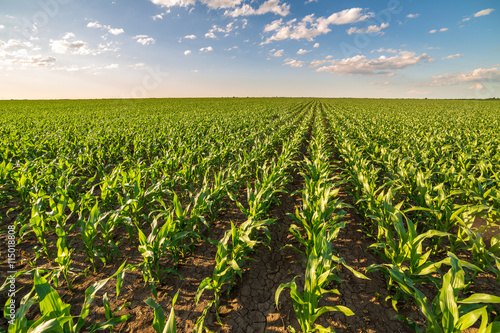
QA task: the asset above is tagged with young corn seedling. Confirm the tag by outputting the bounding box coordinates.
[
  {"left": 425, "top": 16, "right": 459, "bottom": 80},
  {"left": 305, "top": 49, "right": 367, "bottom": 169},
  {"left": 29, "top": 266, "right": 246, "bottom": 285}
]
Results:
[
  {"left": 79, "top": 201, "right": 103, "bottom": 271},
  {"left": 276, "top": 230, "right": 355, "bottom": 333},
  {"left": 368, "top": 208, "right": 450, "bottom": 279},
  {"left": 4, "top": 262, "right": 130, "bottom": 333},
  {"left": 145, "top": 291, "right": 180, "bottom": 333},
  {"left": 137, "top": 213, "right": 197, "bottom": 298},
  {"left": 29, "top": 196, "right": 53, "bottom": 260},
  {"left": 390, "top": 253, "right": 500, "bottom": 333},
  {"left": 195, "top": 218, "right": 274, "bottom": 331},
  {"left": 54, "top": 225, "right": 74, "bottom": 290}
]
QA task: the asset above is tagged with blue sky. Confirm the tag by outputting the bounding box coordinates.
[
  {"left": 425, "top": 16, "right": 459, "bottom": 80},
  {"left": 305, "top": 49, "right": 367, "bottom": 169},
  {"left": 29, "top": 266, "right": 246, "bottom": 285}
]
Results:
[{"left": 1, "top": 0, "right": 499, "bottom": 99}]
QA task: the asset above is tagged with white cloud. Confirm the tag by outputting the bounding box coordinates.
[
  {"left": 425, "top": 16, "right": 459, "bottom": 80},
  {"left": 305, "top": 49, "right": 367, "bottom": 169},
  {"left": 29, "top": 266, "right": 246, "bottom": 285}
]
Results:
[
  {"left": 372, "top": 47, "right": 397, "bottom": 53},
  {"left": 313, "top": 43, "right": 319, "bottom": 48},
  {"left": 347, "top": 22, "right": 389, "bottom": 35},
  {"left": 200, "top": 46, "right": 213, "bottom": 52},
  {"left": 305, "top": 0, "right": 317, "bottom": 3},
  {"left": 105, "top": 63, "right": 119, "bottom": 69},
  {"left": 284, "top": 58, "right": 305, "bottom": 68},
  {"left": 184, "top": 50, "right": 192, "bottom": 55},
  {"left": 50, "top": 39, "right": 91, "bottom": 55},
  {"left": 314, "top": 51, "right": 432, "bottom": 76},
  {"left": 87, "top": 20, "right": 124, "bottom": 35},
  {"left": 150, "top": 0, "right": 196, "bottom": 7},
  {"left": 1, "top": 39, "right": 34, "bottom": 49},
  {"left": 427, "top": 66, "right": 500, "bottom": 86},
  {"left": 462, "top": 8, "right": 494, "bottom": 22},
  {"left": 225, "top": 0, "right": 290, "bottom": 17},
  {"left": 0, "top": 24, "right": 6, "bottom": 30},
  {"left": 109, "top": 28, "right": 125, "bottom": 35},
  {"left": 468, "top": 83, "right": 484, "bottom": 90},
  {"left": 309, "top": 59, "right": 330, "bottom": 68},
  {"left": 441, "top": 53, "right": 461, "bottom": 60},
  {"left": 297, "top": 48, "right": 310, "bottom": 55},
  {"left": 474, "top": 8, "right": 495, "bottom": 17},
  {"left": 9, "top": 56, "right": 56, "bottom": 67},
  {"left": 406, "top": 13, "right": 420, "bottom": 18},
  {"left": 150, "top": 0, "right": 245, "bottom": 9},
  {"left": 184, "top": 34, "right": 197, "bottom": 39},
  {"left": 62, "top": 32, "right": 75, "bottom": 40},
  {"left": 152, "top": 14, "right": 164, "bottom": 20},
  {"left": 133, "top": 35, "right": 156, "bottom": 45},
  {"left": 262, "top": 8, "right": 373, "bottom": 44},
  {"left": 271, "top": 49, "right": 284, "bottom": 57},
  {"left": 205, "top": 32, "right": 217, "bottom": 38},
  {"left": 429, "top": 27, "right": 448, "bottom": 33}
]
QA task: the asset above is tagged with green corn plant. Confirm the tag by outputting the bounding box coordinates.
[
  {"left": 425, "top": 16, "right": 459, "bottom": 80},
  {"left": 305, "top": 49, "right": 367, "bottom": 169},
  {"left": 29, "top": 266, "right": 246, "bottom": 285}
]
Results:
[
  {"left": 101, "top": 293, "right": 131, "bottom": 333},
  {"left": 79, "top": 201, "right": 103, "bottom": 271},
  {"left": 54, "top": 225, "right": 75, "bottom": 290},
  {"left": 195, "top": 218, "right": 274, "bottom": 331},
  {"left": 29, "top": 196, "right": 53, "bottom": 260},
  {"left": 137, "top": 213, "right": 196, "bottom": 298},
  {"left": 287, "top": 181, "right": 347, "bottom": 257},
  {"left": 145, "top": 291, "right": 180, "bottom": 333},
  {"left": 4, "top": 261, "right": 129, "bottom": 333},
  {"left": 388, "top": 253, "right": 500, "bottom": 333},
  {"left": 367, "top": 208, "right": 450, "bottom": 279},
  {"left": 276, "top": 231, "right": 355, "bottom": 333}
]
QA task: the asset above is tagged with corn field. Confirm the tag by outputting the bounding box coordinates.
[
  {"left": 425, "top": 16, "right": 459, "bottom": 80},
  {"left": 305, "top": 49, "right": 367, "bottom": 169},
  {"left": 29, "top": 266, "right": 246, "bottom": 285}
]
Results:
[{"left": 0, "top": 98, "right": 499, "bottom": 332}]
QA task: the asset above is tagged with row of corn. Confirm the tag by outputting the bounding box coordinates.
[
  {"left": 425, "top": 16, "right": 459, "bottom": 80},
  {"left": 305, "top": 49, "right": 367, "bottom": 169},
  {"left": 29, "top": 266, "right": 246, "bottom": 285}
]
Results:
[{"left": 321, "top": 100, "right": 500, "bottom": 332}]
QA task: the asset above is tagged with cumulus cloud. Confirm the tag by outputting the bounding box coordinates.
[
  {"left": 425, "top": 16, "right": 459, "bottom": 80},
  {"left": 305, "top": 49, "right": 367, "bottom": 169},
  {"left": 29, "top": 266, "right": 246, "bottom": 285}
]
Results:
[
  {"left": 271, "top": 49, "right": 284, "bottom": 57},
  {"left": 200, "top": 46, "right": 213, "bottom": 52},
  {"left": 314, "top": 51, "right": 432, "bottom": 76},
  {"left": 184, "top": 50, "right": 192, "bottom": 55},
  {"left": 313, "top": 43, "right": 319, "bottom": 48},
  {"left": 371, "top": 47, "right": 397, "bottom": 53},
  {"left": 184, "top": 34, "right": 197, "bottom": 39},
  {"left": 406, "top": 13, "right": 420, "bottom": 18},
  {"left": 10, "top": 56, "right": 56, "bottom": 67},
  {"left": 0, "top": 39, "right": 35, "bottom": 49},
  {"left": 474, "top": 8, "right": 495, "bottom": 17},
  {"left": 347, "top": 22, "right": 389, "bottom": 35},
  {"left": 284, "top": 58, "right": 305, "bottom": 68},
  {"left": 441, "top": 54, "right": 461, "bottom": 60},
  {"left": 50, "top": 39, "right": 91, "bottom": 55},
  {"left": 150, "top": 0, "right": 196, "bottom": 7},
  {"left": 297, "top": 48, "right": 310, "bottom": 55},
  {"left": 262, "top": 8, "right": 373, "bottom": 44},
  {"left": 105, "top": 63, "right": 119, "bottom": 69},
  {"left": 204, "top": 22, "right": 238, "bottom": 38},
  {"left": 150, "top": 0, "right": 244, "bottom": 9},
  {"left": 462, "top": 8, "right": 494, "bottom": 22},
  {"left": 427, "top": 66, "right": 500, "bottom": 86},
  {"left": 62, "top": 32, "right": 75, "bottom": 40},
  {"left": 87, "top": 20, "right": 125, "bottom": 35},
  {"left": 0, "top": 24, "right": 4, "bottom": 30},
  {"left": 133, "top": 35, "right": 156, "bottom": 45},
  {"left": 439, "top": 27, "right": 448, "bottom": 32},
  {"left": 225, "top": 0, "right": 290, "bottom": 17}
]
